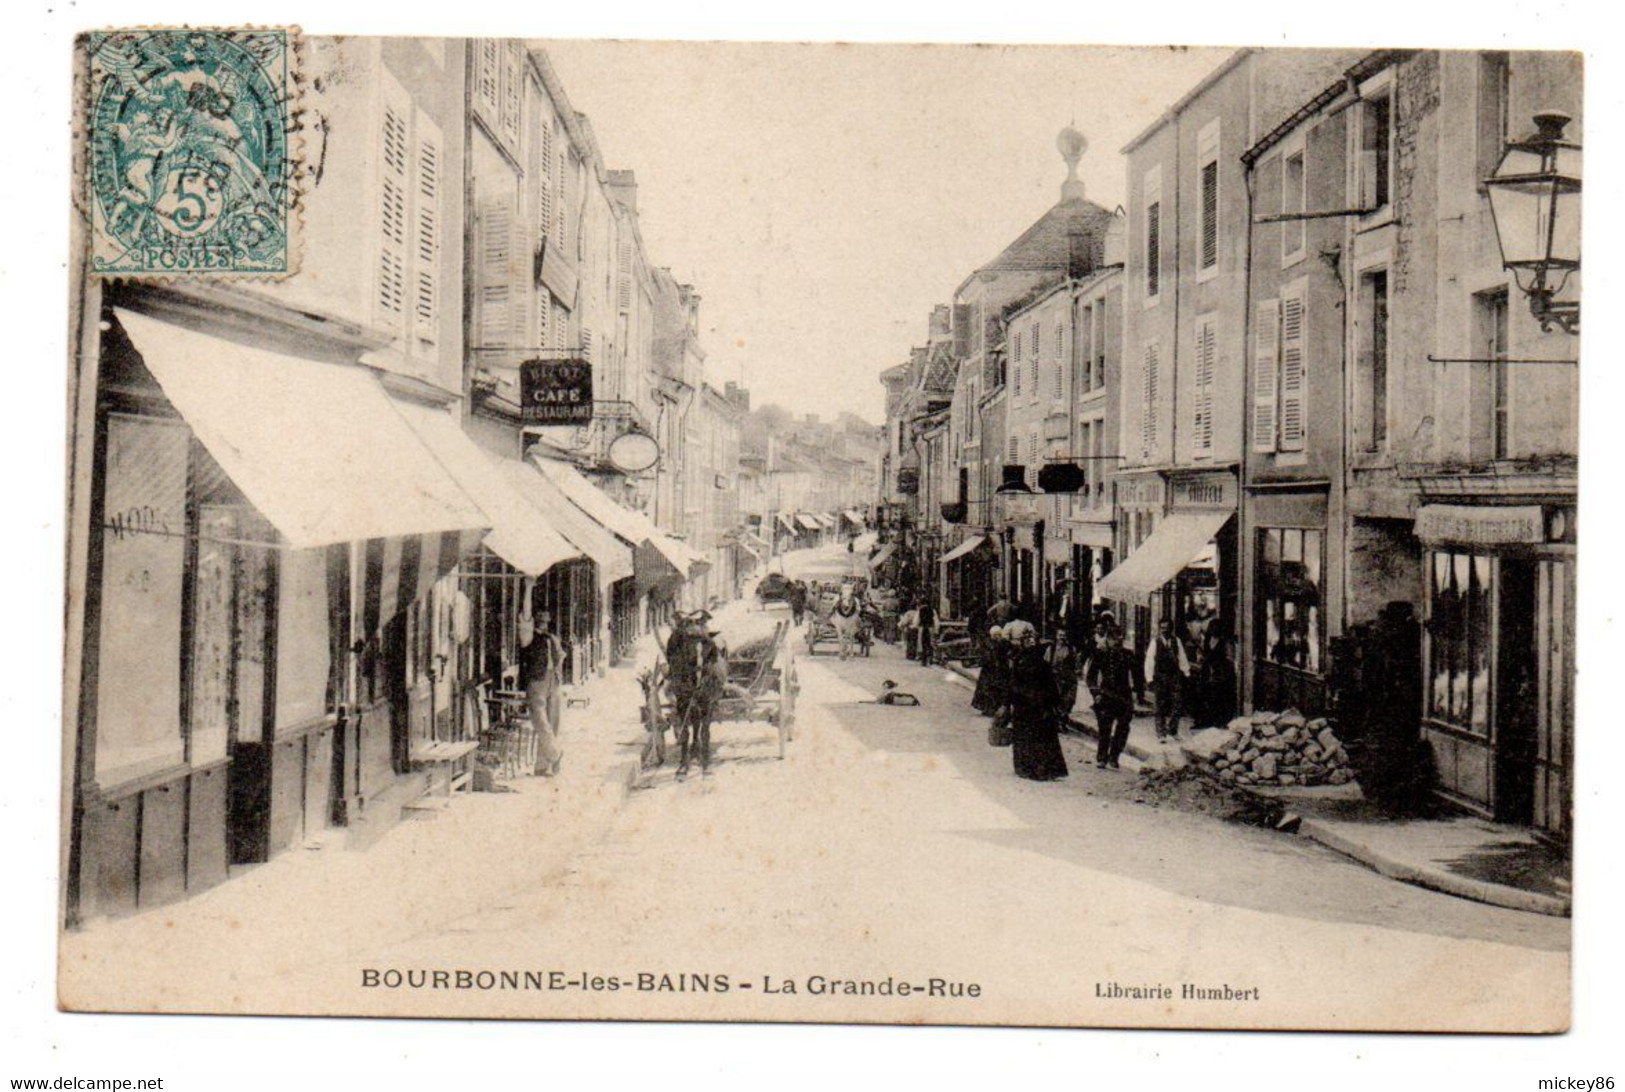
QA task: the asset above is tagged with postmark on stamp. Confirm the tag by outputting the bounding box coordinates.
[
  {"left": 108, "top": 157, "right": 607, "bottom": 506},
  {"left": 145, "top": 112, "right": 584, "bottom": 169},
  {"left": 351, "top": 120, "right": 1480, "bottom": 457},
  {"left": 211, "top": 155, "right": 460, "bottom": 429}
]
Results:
[{"left": 86, "top": 29, "right": 296, "bottom": 277}]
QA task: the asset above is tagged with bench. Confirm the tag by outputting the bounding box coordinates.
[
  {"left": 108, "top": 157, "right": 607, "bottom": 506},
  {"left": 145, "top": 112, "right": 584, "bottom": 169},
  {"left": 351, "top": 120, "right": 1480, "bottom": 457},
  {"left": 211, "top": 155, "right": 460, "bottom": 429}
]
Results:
[{"left": 409, "top": 739, "right": 481, "bottom": 795}]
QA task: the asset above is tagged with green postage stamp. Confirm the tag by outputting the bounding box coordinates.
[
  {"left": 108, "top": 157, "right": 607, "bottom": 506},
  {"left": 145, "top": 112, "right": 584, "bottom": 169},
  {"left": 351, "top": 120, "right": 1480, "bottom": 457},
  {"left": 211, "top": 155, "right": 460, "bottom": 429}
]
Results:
[{"left": 86, "top": 28, "right": 296, "bottom": 277}]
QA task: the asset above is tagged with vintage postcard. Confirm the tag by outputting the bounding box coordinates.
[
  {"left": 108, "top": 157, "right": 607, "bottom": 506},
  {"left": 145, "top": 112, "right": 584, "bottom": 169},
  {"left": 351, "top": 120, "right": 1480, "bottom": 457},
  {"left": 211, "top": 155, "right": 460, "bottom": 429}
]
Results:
[{"left": 59, "top": 33, "right": 1577, "bottom": 1031}]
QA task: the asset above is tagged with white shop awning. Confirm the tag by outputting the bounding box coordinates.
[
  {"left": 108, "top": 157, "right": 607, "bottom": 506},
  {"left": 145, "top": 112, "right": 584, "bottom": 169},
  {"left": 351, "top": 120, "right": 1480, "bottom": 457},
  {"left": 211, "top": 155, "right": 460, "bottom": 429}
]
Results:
[
  {"left": 116, "top": 308, "right": 489, "bottom": 549},
  {"left": 777, "top": 514, "right": 798, "bottom": 533},
  {"left": 530, "top": 454, "right": 709, "bottom": 577},
  {"left": 940, "top": 534, "right": 990, "bottom": 565},
  {"left": 842, "top": 509, "right": 865, "bottom": 525},
  {"left": 496, "top": 459, "right": 633, "bottom": 584},
  {"left": 866, "top": 543, "right": 897, "bottom": 570},
  {"left": 394, "top": 402, "right": 580, "bottom": 577},
  {"left": 1095, "top": 509, "right": 1233, "bottom": 605},
  {"left": 797, "top": 514, "right": 823, "bottom": 532}
]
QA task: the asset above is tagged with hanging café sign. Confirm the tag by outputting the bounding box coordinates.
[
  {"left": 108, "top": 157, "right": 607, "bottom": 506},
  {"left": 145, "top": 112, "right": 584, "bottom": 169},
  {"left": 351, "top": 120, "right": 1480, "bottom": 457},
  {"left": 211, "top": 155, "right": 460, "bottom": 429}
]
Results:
[{"left": 520, "top": 357, "right": 594, "bottom": 426}]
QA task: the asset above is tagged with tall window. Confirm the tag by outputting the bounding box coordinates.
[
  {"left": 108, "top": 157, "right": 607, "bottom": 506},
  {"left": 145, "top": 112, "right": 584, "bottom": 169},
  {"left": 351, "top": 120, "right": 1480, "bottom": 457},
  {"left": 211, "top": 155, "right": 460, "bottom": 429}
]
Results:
[
  {"left": 1054, "top": 322, "right": 1066, "bottom": 400},
  {"left": 1257, "top": 528, "right": 1324, "bottom": 675},
  {"left": 1473, "top": 287, "right": 1511, "bottom": 460},
  {"left": 1144, "top": 166, "right": 1163, "bottom": 299},
  {"left": 1141, "top": 340, "right": 1160, "bottom": 457},
  {"left": 1427, "top": 551, "right": 1493, "bottom": 735},
  {"left": 1282, "top": 145, "right": 1307, "bottom": 263},
  {"left": 1360, "top": 84, "right": 1394, "bottom": 211},
  {"left": 1198, "top": 120, "right": 1221, "bottom": 274},
  {"left": 1091, "top": 298, "right": 1107, "bottom": 390},
  {"left": 1012, "top": 332, "right": 1023, "bottom": 396},
  {"left": 1077, "top": 302, "right": 1094, "bottom": 394},
  {"left": 1192, "top": 315, "right": 1216, "bottom": 457},
  {"left": 1357, "top": 269, "right": 1389, "bottom": 451}
]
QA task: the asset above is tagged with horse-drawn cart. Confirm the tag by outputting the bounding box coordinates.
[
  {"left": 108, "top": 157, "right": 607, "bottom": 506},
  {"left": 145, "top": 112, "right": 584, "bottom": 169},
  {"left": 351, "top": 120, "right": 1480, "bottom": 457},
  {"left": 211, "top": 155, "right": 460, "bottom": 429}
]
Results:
[{"left": 640, "top": 617, "right": 800, "bottom": 770}]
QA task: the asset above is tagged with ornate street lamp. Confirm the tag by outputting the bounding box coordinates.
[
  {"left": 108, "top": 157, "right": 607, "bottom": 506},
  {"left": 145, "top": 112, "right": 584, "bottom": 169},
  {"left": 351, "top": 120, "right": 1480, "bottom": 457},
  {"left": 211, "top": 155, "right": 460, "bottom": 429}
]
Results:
[{"left": 1484, "top": 110, "right": 1581, "bottom": 334}]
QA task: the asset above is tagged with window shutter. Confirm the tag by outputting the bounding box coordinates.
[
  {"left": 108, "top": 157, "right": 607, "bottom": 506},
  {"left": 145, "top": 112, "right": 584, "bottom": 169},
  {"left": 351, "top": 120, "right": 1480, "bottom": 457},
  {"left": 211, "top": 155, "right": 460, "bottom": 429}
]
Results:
[
  {"left": 1193, "top": 318, "right": 1215, "bottom": 456},
  {"left": 1200, "top": 161, "right": 1219, "bottom": 269},
  {"left": 411, "top": 112, "right": 443, "bottom": 344},
  {"left": 476, "top": 196, "right": 518, "bottom": 353},
  {"left": 1279, "top": 288, "right": 1307, "bottom": 451},
  {"left": 375, "top": 80, "right": 411, "bottom": 331},
  {"left": 499, "top": 41, "right": 522, "bottom": 151},
  {"left": 1141, "top": 341, "right": 1159, "bottom": 457},
  {"left": 618, "top": 240, "right": 632, "bottom": 313},
  {"left": 1146, "top": 202, "right": 1161, "bottom": 296},
  {"left": 1252, "top": 300, "right": 1280, "bottom": 452},
  {"left": 537, "top": 111, "right": 554, "bottom": 237},
  {"left": 475, "top": 39, "right": 501, "bottom": 127}
]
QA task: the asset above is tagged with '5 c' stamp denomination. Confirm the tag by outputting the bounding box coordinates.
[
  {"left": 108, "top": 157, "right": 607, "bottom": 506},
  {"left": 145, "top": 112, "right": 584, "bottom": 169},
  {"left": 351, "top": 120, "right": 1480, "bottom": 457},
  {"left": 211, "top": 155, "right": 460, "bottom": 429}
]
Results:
[{"left": 86, "top": 28, "right": 296, "bottom": 277}]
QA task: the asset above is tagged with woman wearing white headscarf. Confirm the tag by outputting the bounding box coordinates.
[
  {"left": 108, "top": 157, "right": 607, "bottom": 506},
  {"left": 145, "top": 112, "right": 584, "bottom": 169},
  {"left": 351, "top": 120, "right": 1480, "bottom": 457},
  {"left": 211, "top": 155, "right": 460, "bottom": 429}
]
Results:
[{"left": 1002, "top": 620, "right": 1069, "bottom": 781}]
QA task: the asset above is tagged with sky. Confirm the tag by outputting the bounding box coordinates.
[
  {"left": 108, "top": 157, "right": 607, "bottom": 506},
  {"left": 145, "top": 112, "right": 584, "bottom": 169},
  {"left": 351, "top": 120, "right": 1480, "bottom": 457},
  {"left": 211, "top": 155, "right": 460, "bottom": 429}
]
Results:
[{"left": 543, "top": 41, "right": 1229, "bottom": 426}]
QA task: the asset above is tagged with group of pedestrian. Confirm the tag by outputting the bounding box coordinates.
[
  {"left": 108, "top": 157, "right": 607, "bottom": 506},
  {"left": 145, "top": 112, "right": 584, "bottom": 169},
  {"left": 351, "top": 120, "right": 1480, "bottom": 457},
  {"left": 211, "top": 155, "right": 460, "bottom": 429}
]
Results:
[{"left": 965, "top": 600, "right": 1237, "bottom": 780}]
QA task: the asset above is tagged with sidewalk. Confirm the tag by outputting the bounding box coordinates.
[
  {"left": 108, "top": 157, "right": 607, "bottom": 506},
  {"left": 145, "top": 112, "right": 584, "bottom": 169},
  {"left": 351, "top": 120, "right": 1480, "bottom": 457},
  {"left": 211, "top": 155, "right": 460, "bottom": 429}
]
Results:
[
  {"left": 1242, "top": 781, "right": 1571, "bottom": 917},
  {"left": 61, "top": 660, "right": 649, "bottom": 1006},
  {"left": 942, "top": 658, "right": 1569, "bottom": 918}
]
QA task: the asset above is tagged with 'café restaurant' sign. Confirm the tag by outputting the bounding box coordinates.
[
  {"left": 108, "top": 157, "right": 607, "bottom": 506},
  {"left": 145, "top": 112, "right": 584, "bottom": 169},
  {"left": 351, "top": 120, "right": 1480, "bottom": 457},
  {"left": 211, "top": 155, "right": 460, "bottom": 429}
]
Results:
[{"left": 520, "top": 358, "right": 594, "bottom": 426}]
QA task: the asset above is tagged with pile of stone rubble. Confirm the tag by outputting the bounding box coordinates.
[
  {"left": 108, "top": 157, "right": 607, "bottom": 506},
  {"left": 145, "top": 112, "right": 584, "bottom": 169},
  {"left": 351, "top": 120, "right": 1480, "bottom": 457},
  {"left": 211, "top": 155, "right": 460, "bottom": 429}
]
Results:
[{"left": 1190, "top": 710, "right": 1356, "bottom": 788}]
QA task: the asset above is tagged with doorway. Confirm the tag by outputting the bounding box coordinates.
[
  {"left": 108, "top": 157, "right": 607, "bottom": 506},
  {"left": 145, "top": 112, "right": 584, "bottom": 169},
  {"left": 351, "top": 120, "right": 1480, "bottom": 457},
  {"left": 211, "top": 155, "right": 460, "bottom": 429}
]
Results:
[{"left": 1495, "top": 558, "right": 1538, "bottom": 824}]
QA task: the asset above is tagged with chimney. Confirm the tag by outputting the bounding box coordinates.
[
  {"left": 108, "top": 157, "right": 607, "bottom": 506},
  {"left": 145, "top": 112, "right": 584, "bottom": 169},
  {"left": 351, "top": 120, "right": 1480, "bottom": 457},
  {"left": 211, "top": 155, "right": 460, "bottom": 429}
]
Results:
[
  {"left": 1068, "top": 221, "right": 1090, "bottom": 280},
  {"left": 606, "top": 169, "right": 638, "bottom": 211}
]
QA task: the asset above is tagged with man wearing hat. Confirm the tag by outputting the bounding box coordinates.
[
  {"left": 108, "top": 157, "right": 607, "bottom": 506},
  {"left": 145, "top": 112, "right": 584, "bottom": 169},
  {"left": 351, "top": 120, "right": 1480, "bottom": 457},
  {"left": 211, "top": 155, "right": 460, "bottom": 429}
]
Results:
[
  {"left": 1085, "top": 621, "right": 1137, "bottom": 769},
  {"left": 664, "top": 610, "right": 727, "bottom": 778}
]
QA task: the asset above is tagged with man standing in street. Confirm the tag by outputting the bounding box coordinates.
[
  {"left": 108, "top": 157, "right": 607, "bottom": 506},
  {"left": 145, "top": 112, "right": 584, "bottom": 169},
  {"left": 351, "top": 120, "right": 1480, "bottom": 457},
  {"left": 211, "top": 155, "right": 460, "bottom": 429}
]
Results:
[
  {"left": 1144, "top": 617, "right": 1191, "bottom": 741},
  {"left": 518, "top": 582, "right": 565, "bottom": 778},
  {"left": 1086, "top": 622, "right": 1136, "bottom": 769},
  {"left": 915, "top": 596, "right": 937, "bottom": 666}
]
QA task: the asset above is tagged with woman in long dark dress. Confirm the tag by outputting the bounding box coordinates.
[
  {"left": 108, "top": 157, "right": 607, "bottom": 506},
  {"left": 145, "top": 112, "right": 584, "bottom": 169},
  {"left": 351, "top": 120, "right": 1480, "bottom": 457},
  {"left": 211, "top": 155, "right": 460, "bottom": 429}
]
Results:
[
  {"left": 971, "top": 625, "right": 1008, "bottom": 716},
  {"left": 1002, "top": 621, "right": 1069, "bottom": 781}
]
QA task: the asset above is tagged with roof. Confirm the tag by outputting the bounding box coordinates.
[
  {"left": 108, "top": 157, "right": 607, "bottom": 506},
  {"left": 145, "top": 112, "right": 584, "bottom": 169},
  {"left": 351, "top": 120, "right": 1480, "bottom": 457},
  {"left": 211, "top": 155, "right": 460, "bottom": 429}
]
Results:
[
  {"left": 1121, "top": 49, "right": 1254, "bottom": 155},
  {"left": 1242, "top": 50, "right": 1413, "bottom": 166},
  {"left": 975, "top": 197, "right": 1118, "bottom": 276}
]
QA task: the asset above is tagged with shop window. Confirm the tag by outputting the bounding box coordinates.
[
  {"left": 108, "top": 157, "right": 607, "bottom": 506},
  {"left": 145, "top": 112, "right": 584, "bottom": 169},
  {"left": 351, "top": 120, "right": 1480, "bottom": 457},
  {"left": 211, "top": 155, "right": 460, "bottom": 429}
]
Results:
[
  {"left": 94, "top": 414, "right": 190, "bottom": 785},
  {"left": 1257, "top": 527, "right": 1324, "bottom": 674},
  {"left": 1428, "top": 551, "right": 1493, "bottom": 736}
]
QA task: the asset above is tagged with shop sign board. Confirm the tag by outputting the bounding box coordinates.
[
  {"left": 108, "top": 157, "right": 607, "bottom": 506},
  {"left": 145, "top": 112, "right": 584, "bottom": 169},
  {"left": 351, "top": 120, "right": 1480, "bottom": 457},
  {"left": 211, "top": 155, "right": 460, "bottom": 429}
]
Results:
[
  {"left": 520, "top": 358, "right": 593, "bottom": 425},
  {"left": 1415, "top": 504, "right": 1544, "bottom": 546},
  {"left": 1169, "top": 472, "right": 1236, "bottom": 510}
]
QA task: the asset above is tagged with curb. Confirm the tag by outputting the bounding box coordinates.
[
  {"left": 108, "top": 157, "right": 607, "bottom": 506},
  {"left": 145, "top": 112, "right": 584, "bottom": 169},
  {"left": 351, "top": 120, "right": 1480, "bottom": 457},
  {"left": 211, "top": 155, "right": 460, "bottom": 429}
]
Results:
[
  {"left": 1292, "top": 816, "right": 1571, "bottom": 918},
  {"left": 944, "top": 661, "right": 1567, "bottom": 918}
]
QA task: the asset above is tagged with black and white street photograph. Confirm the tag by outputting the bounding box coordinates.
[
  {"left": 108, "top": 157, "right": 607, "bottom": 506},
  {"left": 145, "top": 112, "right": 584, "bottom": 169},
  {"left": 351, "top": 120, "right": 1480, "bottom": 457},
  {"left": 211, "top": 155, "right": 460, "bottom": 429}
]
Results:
[{"left": 15, "top": 3, "right": 1624, "bottom": 1081}]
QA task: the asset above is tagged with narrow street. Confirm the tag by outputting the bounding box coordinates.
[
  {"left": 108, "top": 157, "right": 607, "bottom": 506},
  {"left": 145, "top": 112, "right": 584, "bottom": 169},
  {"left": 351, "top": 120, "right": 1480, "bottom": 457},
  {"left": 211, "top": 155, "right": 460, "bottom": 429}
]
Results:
[{"left": 69, "top": 543, "right": 1553, "bottom": 1029}]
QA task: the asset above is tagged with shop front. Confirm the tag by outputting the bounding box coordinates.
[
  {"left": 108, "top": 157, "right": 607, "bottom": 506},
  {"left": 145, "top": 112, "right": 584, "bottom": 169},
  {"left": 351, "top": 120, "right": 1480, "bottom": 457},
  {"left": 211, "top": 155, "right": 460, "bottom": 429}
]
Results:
[
  {"left": 1105, "top": 472, "right": 1165, "bottom": 661},
  {"left": 1414, "top": 503, "right": 1574, "bottom": 835},
  {"left": 1064, "top": 519, "right": 1115, "bottom": 645},
  {"left": 940, "top": 534, "right": 996, "bottom": 623},
  {"left": 1097, "top": 470, "right": 1236, "bottom": 704},
  {"left": 1245, "top": 487, "right": 1337, "bottom": 717},
  {"left": 72, "top": 306, "right": 490, "bottom": 924}
]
